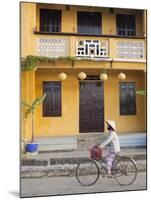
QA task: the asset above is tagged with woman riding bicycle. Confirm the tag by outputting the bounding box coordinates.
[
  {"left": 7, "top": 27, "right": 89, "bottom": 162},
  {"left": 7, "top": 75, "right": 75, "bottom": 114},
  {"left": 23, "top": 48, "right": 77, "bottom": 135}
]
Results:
[
  {"left": 76, "top": 120, "right": 137, "bottom": 186},
  {"left": 99, "top": 120, "right": 121, "bottom": 178}
]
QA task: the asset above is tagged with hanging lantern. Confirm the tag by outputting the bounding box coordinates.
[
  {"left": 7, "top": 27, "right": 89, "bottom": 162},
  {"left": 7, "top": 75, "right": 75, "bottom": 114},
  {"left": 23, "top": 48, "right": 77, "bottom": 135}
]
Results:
[
  {"left": 118, "top": 72, "right": 126, "bottom": 80},
  {"left": 78, "top": 72, "right": 87, "bottom": 80},
  {"left": 58, "top": 72, "right": 67, "bottom": 81},
  {"left": 99, "top": 73, "right": 108, "bottom": 81}
]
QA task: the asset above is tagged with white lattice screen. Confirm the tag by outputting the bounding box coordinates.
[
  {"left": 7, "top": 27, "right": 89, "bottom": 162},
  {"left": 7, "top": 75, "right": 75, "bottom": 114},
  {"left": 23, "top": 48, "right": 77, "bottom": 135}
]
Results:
[
  {"left": 76, "top": 39, "right": 108, "bottom": 58},
  {"left": 37, "top": 38, "right": 69, "bottom": 57},
  {"left": 117, "top": 41, "right": 144, "bottom": 59}
]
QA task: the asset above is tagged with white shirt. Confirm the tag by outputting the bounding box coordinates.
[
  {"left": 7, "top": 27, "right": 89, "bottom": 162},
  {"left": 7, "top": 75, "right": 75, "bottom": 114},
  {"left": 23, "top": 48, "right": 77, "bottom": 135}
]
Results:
[{"left": 100, "top": 131, "right": 121, "bottom": 153}]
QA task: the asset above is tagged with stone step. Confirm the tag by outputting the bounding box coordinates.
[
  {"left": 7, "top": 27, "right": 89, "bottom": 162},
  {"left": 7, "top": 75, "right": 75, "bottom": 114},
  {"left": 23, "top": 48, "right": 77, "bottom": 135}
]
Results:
[
  {"left": 78, "top": 133, "right": 146, "bottom": 149},
  {"left": 21, "top": 159, "right": 146, "bottom": 178},
  {"left": 21, "top": 153, "right": 146, "bottom": 166}
]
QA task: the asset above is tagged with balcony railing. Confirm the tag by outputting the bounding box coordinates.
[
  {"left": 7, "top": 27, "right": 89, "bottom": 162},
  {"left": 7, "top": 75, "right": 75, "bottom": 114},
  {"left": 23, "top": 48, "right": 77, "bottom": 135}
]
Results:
[
  {"left": 116, "top": 40, "right": 145, "bottom": 59},
  {"left": 37, "top": 38, "right": 69, "bottom": 57},
  {"left": 36, "top": 36, "right": 146, "bottom": 61},
  {"left": 76, "top": 39, "right": 109, "bottom": 58}
]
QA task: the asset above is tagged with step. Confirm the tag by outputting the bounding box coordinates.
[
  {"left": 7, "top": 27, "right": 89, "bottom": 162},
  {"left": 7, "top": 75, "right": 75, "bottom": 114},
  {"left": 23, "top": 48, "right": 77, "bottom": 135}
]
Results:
[
  {"left": 35, "top": 136, "right": 77, "bottom": 151},
  {"left": 21, "top": 159, "right": 146, "bottom": 178},
  {"left": 21, "top": 152, "right": 146, "bottom": 166},
  {"left": 78, "top": 133, "right": 147, "bottom": 149}
]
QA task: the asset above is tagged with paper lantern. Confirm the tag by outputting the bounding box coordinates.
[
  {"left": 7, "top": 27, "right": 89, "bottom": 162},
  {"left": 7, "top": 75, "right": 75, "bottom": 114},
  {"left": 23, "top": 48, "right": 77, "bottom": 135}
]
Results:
[
  {"left": 78, "top": 72, "right": 87, "bottom": 80},
  {"left": 58, "top": 72, "right": 67, "bottom": 81},
  {"left": 118, "top": 72, "right": 126, "bottom": 80},
  {"left": 99, "top": 73, "right": 108, "bottom": 81}
]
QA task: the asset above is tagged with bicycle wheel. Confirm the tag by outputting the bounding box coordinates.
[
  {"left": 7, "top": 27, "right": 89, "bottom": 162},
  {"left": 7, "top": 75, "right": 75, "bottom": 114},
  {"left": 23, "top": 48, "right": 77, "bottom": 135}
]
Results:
[
  {"left": 113, "top": 157, "right": 137, "bottom": 186},
  {"left": 76, "top": 158, "right": 100, "bottom": 186}
]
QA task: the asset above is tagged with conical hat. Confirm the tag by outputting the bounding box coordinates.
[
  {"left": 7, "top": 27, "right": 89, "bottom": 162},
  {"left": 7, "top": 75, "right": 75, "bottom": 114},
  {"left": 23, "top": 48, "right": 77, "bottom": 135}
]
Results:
[{"left": 105, "top": 120, "right": 116, "bottom": 131}]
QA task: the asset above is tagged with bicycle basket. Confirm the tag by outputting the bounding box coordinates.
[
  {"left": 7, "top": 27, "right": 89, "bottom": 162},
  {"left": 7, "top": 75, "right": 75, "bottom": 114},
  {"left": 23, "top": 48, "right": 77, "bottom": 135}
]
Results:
[{"left": 90, "top": 145, "right": 102, "bottom": 161}]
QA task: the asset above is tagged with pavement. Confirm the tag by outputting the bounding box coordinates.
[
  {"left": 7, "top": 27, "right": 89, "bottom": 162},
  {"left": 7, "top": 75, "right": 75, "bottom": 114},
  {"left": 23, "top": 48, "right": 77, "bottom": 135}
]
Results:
[
  {"left": 21, "top": 171, "right": 147, "bottom": 197},
  {"left": 21, "top": 147, "right": 147, "bottom": 178}
]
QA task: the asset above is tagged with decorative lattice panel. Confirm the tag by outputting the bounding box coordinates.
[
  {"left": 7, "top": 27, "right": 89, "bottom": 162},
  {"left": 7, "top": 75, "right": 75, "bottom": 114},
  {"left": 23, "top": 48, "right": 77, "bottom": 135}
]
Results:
[
  {"left": 76, "top": 39, "right": 108, "bottom": 58},
  {"left": 37, "top": 38, "right": 69, "bottom": 57},
  {"left": 117, "top": 41, "right": 144, "bottom": 59}
]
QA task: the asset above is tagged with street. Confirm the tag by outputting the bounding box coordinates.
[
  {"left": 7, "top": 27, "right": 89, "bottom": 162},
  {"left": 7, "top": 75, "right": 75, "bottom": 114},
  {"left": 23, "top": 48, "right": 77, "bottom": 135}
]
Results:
[{"left": 21, "top": 171, "right": 147, "bottom": 197}]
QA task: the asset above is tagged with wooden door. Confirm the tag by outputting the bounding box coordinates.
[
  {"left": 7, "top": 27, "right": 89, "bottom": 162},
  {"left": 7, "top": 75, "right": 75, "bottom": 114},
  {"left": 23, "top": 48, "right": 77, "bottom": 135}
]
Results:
[{"left": 80, "top": 81, "right": 104, "bottom": 133}]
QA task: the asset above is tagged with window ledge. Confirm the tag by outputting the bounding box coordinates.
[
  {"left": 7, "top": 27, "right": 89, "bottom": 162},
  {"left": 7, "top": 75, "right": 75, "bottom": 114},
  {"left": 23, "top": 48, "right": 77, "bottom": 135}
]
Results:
[{"left": 34, "top": 31, "right": 146, "bottom": 39}]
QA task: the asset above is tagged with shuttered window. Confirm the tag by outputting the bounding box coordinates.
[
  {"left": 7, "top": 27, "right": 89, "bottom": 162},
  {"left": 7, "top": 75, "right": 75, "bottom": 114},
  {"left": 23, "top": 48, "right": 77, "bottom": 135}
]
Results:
[
  {"left": 40, "top": 9, "right": 61, "bottom": 32},
  {"left": 43, "top": 82, "right": 61, "bottom": 117},
  {"left": 120, "top": 82, "right": 136, "bottom": 115},
  {"left": 77, "top": 11, "right": 102, "bottom": 35},
  {"left": 116, "top": 14, "right": 136, "bottom": 36}
]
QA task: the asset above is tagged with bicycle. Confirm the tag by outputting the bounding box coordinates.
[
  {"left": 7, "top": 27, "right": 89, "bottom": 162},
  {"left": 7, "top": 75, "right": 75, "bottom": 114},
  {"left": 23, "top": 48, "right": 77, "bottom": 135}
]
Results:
[{"left": 76, "top": 154, "right": 138, "bottom": 186}]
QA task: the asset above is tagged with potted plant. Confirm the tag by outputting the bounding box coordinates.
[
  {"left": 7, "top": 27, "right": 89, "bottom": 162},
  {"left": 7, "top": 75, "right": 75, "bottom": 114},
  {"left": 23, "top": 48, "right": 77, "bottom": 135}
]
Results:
[{"left": 21, "top": 93, "right": 46, "bottom": 154}]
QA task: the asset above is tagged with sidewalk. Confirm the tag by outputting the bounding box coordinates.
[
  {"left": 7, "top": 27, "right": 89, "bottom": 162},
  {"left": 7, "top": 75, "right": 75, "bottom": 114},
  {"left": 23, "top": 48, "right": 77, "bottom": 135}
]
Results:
[{"left": 21, "top": 148, "right": 147, "bottom": 178}]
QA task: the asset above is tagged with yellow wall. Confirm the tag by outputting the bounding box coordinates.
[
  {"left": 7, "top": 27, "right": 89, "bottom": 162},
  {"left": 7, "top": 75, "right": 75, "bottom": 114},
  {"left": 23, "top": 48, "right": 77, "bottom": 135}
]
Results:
[
  {"left": 21, "top": 71, "right": 35, "bottom": 141},
  {"left": 33, "top": 68, "right": 145, "bottom": 139},
  {"left": 35, "top": 69, "right": 79, "bottom": 137},
  {"left": 21, "top": 3, "right": 36, "bottom": 57},
  {"left": 104, "top": 70, "right": 145, "bottom": 133},
  {"left": 21, "top": 2, "right": 145, "bottom": 59},
  {"left": 21, "top": 3, "right": 146, "bottom": 141},
  {"left": 35, "top": 4, "right": 144, "bottom": 36}
]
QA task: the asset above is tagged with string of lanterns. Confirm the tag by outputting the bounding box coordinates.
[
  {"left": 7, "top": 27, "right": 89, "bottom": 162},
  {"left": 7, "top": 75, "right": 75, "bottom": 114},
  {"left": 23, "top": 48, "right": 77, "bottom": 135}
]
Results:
[{"left": 58, "top": 72, "right": 126, "bottom": 81}]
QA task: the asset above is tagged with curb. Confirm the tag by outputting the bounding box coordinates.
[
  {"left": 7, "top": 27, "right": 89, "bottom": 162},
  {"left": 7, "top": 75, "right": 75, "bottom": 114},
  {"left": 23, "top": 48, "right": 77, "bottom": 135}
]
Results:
[
  {"left": 21, "top": 154, "right": 146, "bottom": 166},
  {"left": 21, "top": 159, "right": 146, "bottom": 178}
]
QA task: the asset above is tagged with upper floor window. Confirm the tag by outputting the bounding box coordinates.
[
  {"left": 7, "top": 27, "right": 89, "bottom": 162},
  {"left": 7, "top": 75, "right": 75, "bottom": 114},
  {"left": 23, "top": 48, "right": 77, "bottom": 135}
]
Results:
[
  {"left": 116, "top": 14, "right": 136, "bottom": 36},
  {"left": 40, "top": 9, "right": 61, "bottom": 32},
  {"left": 77, "top": 11, "right": 102, "bottom": 35},
  {"left": 120, "top": 82, "right": 136, "bottom": 115}
]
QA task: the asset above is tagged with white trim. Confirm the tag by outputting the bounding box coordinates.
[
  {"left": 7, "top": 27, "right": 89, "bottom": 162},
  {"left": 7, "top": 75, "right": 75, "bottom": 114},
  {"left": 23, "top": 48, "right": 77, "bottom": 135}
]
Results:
[
  {"left": 76, "top": 57, "right": 112, "bottom": 62},
  {"left": 24, "top": 0, "right": 148, "bottom": 10},
  {"left": 113, "top": 59, "right": 146, "bottom": 63},
  {"left": 76, "top": 39, "right": 109, "bottom": 58}
]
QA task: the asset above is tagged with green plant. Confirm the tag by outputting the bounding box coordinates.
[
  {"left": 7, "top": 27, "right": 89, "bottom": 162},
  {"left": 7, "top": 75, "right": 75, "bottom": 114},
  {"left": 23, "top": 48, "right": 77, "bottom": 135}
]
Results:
[
  {"left": 21, "top": 55, "right": 40, "bottom": 71},
  {"left": 21, "top": 93, "right": 46, "bottom": 142},
  {"left": 136, "top": 90, "right": 146, "bottom": 96},
  {"left": 21, "top": 55, "right": 98, "bottom": 71}
]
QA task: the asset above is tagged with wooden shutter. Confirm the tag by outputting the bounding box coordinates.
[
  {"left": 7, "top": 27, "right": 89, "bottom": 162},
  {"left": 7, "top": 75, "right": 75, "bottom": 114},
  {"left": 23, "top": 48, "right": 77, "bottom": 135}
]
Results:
[
  {"left": 51, "top": 83, "right": 61, "bottom": 116},
  {"left": 116, "top": 14, "right": 136, "bottom": 36},
  {"left": 120, "top": 82, "right": 136, "bottom": 115},
  {"left": 40, "top": 9, "right": 61, "bottom": 32},
  {"left": 77, "top": 12, "right": 102, "bottom": 35},
  {"left": 120, "top": 83, "right": 128, "bottom": 115},
  {"left": 127, "top": 83, "right": 136, "bottom": 114},
  {"left": 43, "top": 82, "right": 61, "bottom": 117}
]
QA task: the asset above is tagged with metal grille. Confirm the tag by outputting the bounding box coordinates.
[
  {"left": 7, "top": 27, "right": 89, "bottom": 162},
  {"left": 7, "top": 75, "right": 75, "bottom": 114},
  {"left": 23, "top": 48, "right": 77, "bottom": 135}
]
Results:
[
  {"left": 117, "top": 41, "right": 144, "bottom": 59},
  {"left": 37, "top": 38, "right": 69, "bottom": 57},
  {"left": 76, "top": 39, "right": 108, "bottom": 58}
]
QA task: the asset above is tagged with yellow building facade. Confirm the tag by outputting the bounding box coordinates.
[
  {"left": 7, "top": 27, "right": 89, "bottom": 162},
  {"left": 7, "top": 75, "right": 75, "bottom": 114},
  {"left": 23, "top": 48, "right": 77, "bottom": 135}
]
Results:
[{"left": 21, "top": 2, "right": 146, "bottom": 151}]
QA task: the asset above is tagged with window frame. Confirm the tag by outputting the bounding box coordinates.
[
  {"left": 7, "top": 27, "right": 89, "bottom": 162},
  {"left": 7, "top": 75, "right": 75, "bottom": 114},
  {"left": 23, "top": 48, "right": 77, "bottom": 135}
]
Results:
[
  {"left": 77, "top": 11, "right": 102, "bottom": 35},
  {"left": 119, "top": 82, "right": 136, "bottom": 116},
  {"left": 40, "top": 9, "right": 62, "bottom": 33},
  {"left": 116, "top": 14, "right": 136, "bottom": 36},
  {"left": 43, "top": 81, "right": 62, "bottom": 117}
]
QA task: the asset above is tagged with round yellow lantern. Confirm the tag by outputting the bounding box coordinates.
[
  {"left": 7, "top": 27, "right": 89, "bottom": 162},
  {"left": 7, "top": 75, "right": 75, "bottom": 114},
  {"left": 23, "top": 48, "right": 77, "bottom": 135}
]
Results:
[
  {"left": 78, "top": 72, "right": 87, "bottom": 80},
  {"left": 118, "top": 72, "right": 126, "bottom": 80},
  {"left": 99, "top": 73, "right": 108, "bottom": 81},
  {"left": 58, "top": 72, "right": 67, "bottom": 81}
]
